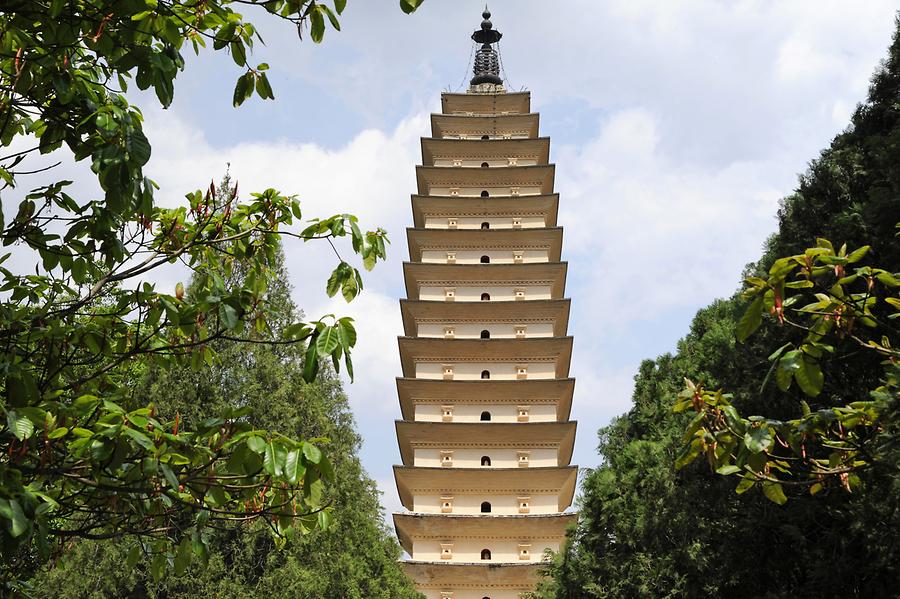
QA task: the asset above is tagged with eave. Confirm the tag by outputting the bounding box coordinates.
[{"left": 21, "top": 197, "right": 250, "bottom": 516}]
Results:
[
  {"left": 397, "top": 336, "right": 574, "bottom": 379},
  {"left": 416, "top": 164, "right": 555, "bottom": 196},
  {"left": 402, "top": 561, "right": 541, "bottom": 590},
  {"left": 440, "top": 91, "right": 531, "bottom": 115},
  {"left": 399, "top": 298, "right": 571, "bottom": 337},
  {"left": 393, "top": 465, "right": 578, "bottom": 511},
  {"left": 431, "top": 113, "right": 540, "bottom": 140},
  {"left": 402, "top": 262, "right": 568, "bottom": 300},
  {"left": 410, "top": 193, "right": 560, "bottom": 228},
  {"left": 394, "top": 512, "right": 578, "bottom": 555},
  {"left": 421, "top": 137, "right": 551, "bottom": 166},
  {"left": 406, "top": 227, "right": 563, "bottom": 262},
  {"left": 395, "top": 420, "right": 577, "bottom": 466},
  {"left": 395, "top": 378, "right": 576, "bottom": 421}
]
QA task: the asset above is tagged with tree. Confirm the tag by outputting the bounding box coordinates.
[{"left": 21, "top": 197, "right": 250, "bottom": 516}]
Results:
[
  {"left": 676, "top": 237, "right": 899, "bottom": 503},
  {"left": 26, "top": 231, "right": 421, "bottom": 598},
  {"left": 0, "top": 0, "right": 424, "bottom": 589},
  {"left": 540, "top": 16, "right": 900, "bottom": 599}
]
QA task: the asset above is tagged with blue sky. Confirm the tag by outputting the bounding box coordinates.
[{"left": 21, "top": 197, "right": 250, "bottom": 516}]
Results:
[{"left": 9, "top": 0, "right": 899, "bottom": 516}]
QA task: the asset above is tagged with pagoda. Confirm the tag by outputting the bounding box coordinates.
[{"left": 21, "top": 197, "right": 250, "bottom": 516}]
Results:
[{"left": 392, "top": 10, "right": 578, "bottom": 599}]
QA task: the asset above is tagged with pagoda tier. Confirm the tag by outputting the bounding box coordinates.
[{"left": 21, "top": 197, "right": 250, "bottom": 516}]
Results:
[
  {"left": 392, "top": 11, "right": 579, "bottom": 597},
  {"left": 421, "top": 137, "right": 551, "bottom": 166},
  {"left": 399, "top": 298, "right": 571, "bottom": 337},
  {"left": 440, "top": 90, "right": 530, "bottom": 114},
  {"left": 403, "top": 562, "right": 540, "bottom": 596},
  {"left": 395, "top": 420, "right": 576, "bottom": 467},
  {"left": 395, "top": 378, "right": 576, "bottom": 422},
  {"left": 402, "top": 261, "right": 568, "bottom": 301},
  {"left": 410, "top": 194, "right": 560, "bottom": 229},
  {"left": 415, "top": 164, "right": 556, "bottom": 196},
  {"left": 397, "top": 336, "right": 573, "bottom": 380},
  {"left": 406, "top": 227, "right": 564, "bottom": 263},
  {"left": 393, "top": 466, "right": 578, "bottom": 512},
  {"left": 431, "top": 112, "right": 540, "bottom": 140}
]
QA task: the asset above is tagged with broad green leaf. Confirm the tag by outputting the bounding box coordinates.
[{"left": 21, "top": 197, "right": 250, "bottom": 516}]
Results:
[
  {"left": 762, "top": 481, "right": 788, "bottom": 505},
  {"left": 744, "top": 426, "right": 773, "bottom": 453},
  {"left": 302, "top": 442, "right": 322, "bottom": 464},
  {"left": 7, "top": 410, "right": 35, "bottom": 441},
  {"left": 315, "top": 325, "right": 340, "bottom": 355},
  {"left": 794, "top": 355, "right": 823, "bottom": 396},
  {"left": 736, "top": 295, "right": 764, "bottom": 342}
]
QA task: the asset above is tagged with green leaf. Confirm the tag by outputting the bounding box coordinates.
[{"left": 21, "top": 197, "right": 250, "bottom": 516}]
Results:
[
  {"left": 315, "top": 325, "right": 340, "bottom": 355},
  {"left": 174, "top": 537, "right": 193, "bottom": 576},
  {"left": 126, "top": 129, "right": 151, "bottom": 166},
  {"left": 284, "top": 449, "right": 305, "bottom": 484},
  {"left": 255, "top": 72, "right": 274, "bottom": 100},
  {"left": 735, "top": 475, "right": 756, "bottom": 494},
  {"left": 7, "top": 410, "right": 35, "bottom": 441},
  {"left": 309, "top": 10, "right": 325, "bottom": 42},
  {"left": 399, "top": 0, "right": 425, "bottom": 14},
  {"left": 233, "top": 72, "right": 252, "bottom": 107},
  {"left": 151, "top": 552, "right": 167, "bottom": 581},
  {"left": 744, "top": 426, "right": 773, "bottom": 453},
  {"left": 334, "top": 0, "right": 347, "bottom": 15},
  {"left": 845, "top": 245, "right": 870, "bottom": 263},
  {"left": 302, "top": 442, "right": 322, "bottom": 464},
  {"left": 736, "top": 295, "right": 764, "bottom": 342},
  {"left": 794, "top": 355, "right": 823, "bottom": 397},
  {"left": 0, "top": 499, "right": 30, "bottom": 538},
  {"left": 762, "top": 481, "right": 788, "bottom": 505},
  {"left": 246, "top": 435, "right": 266, "bottom": 454},
  {"left": 716, "top": 464, "right": 741, "bottom": 476}
]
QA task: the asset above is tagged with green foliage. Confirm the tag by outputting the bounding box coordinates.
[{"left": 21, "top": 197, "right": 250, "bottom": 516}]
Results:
[
  {"left": 675, "top": 239, "right": 898, "bottom": 501},
  {"left": 0, "top": 0, "right": 425, "bottom": 588},
  {"left": 24, "top": 230, "right": 420, "bottom": 596},
  {"left": 541, "top": 16, "right": 900, "bottom": 599}
]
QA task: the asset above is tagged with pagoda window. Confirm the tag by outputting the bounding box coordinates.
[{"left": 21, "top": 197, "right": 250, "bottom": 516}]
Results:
[
  {"left": 481, "top": 162, "right": 490, "bottom": 168},
  {"left": 481, "top": 501, "right": 492, "bottom": 513},
  {"left": 480, "top": 329, "right": 490, "bottom": 339},
  {"left": 480, "top": 549, "right": 492, "bottom": 560},
  {"left": 480, "top": 370, "right": 491, "bottom": 380},
  {"left": 481, "top": 221, "right": 490, "bottom": 229},
  {"left": 480, "top": 255, "right": 490, "bottom": 264},
  {"left": 480, "top": 456, "right": 491, "bottom": 467},
  {"left": 481, "top": 135, "right": 490, "bottom": 140},
  {"left": 481, "top": 293, "right": 491, "bottom": 301},
  {"left": 480, "top": 190, "right": 490, "bottom": 198},
  {"left": 480, "top": 411, "right": 491, "bottom": 421}
]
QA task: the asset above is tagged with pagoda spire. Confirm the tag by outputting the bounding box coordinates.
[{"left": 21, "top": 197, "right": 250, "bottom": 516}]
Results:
[{"left": 470, "top": 7, "right": 503, "bottom": 86}]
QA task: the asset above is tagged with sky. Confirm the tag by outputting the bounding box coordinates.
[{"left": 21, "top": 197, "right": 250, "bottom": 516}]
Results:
[{"left": 7, "top": 0, "right": 900, "bottom": 517}]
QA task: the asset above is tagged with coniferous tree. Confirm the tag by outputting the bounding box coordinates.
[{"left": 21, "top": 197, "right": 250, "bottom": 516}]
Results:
[{"left": 541, "top": 16, "right": 900, "bottom": 599}]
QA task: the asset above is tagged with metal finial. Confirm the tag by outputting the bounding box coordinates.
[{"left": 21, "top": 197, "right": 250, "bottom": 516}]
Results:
[{"left": 470, "top": 7, "right": 502, "bottom": 86}]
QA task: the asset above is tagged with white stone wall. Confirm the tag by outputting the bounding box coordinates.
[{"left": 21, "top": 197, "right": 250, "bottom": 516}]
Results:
[
  {"left": 421, "top": 250, "right": 549, "bottom": 264},
  {"left": 412, "top": 538, "right": 558, "bottom": 562},
  {"left": 413, "top": 448, "right": 558, "bottom": 468},
  {"left": 415, "top": 362, "right": 556, "bottom": 381},
  {"left": 432, "top": 158, "right": 539, "bottom": 167},
  {"left": 423, "top": 216, "right": 545, "bottom": 229},
  {"left": 416, "top": 322, "right": 554, "bottom": 339},
  {"left": 419, "top": 285, "right": 552, "bottom": 302},
  {"left": 413, "top": 403, "right": 558, "bottom": 423},
  {"left": 412, "top": 493, "right": 559, "bottom": 515},
  {"left": 428, "top": 185, "right": 541, "bottom": 197}
]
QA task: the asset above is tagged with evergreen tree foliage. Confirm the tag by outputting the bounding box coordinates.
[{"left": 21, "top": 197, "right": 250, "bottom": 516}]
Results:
[
  {"left": 26, "top": 177, "right": 420, "bottom": 598},
  {"left": 541, "top": 17, "right": 900, "bottom": 599}
]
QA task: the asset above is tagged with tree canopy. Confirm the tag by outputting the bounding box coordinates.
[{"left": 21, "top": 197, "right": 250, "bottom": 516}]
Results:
[
  {"left": 26, "top": 226, "right": 421, "bottom": 597},
  {"left": 540, "top": 16, "right": 900, "bottom": 599},
  {"left": 0, "top": 0, "right": 423, "bottom": 590}
]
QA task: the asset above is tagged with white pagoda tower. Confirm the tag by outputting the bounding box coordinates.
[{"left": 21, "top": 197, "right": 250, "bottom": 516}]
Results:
[{"left": 392, "top": 10, "right": 578, "bottom": 599}]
